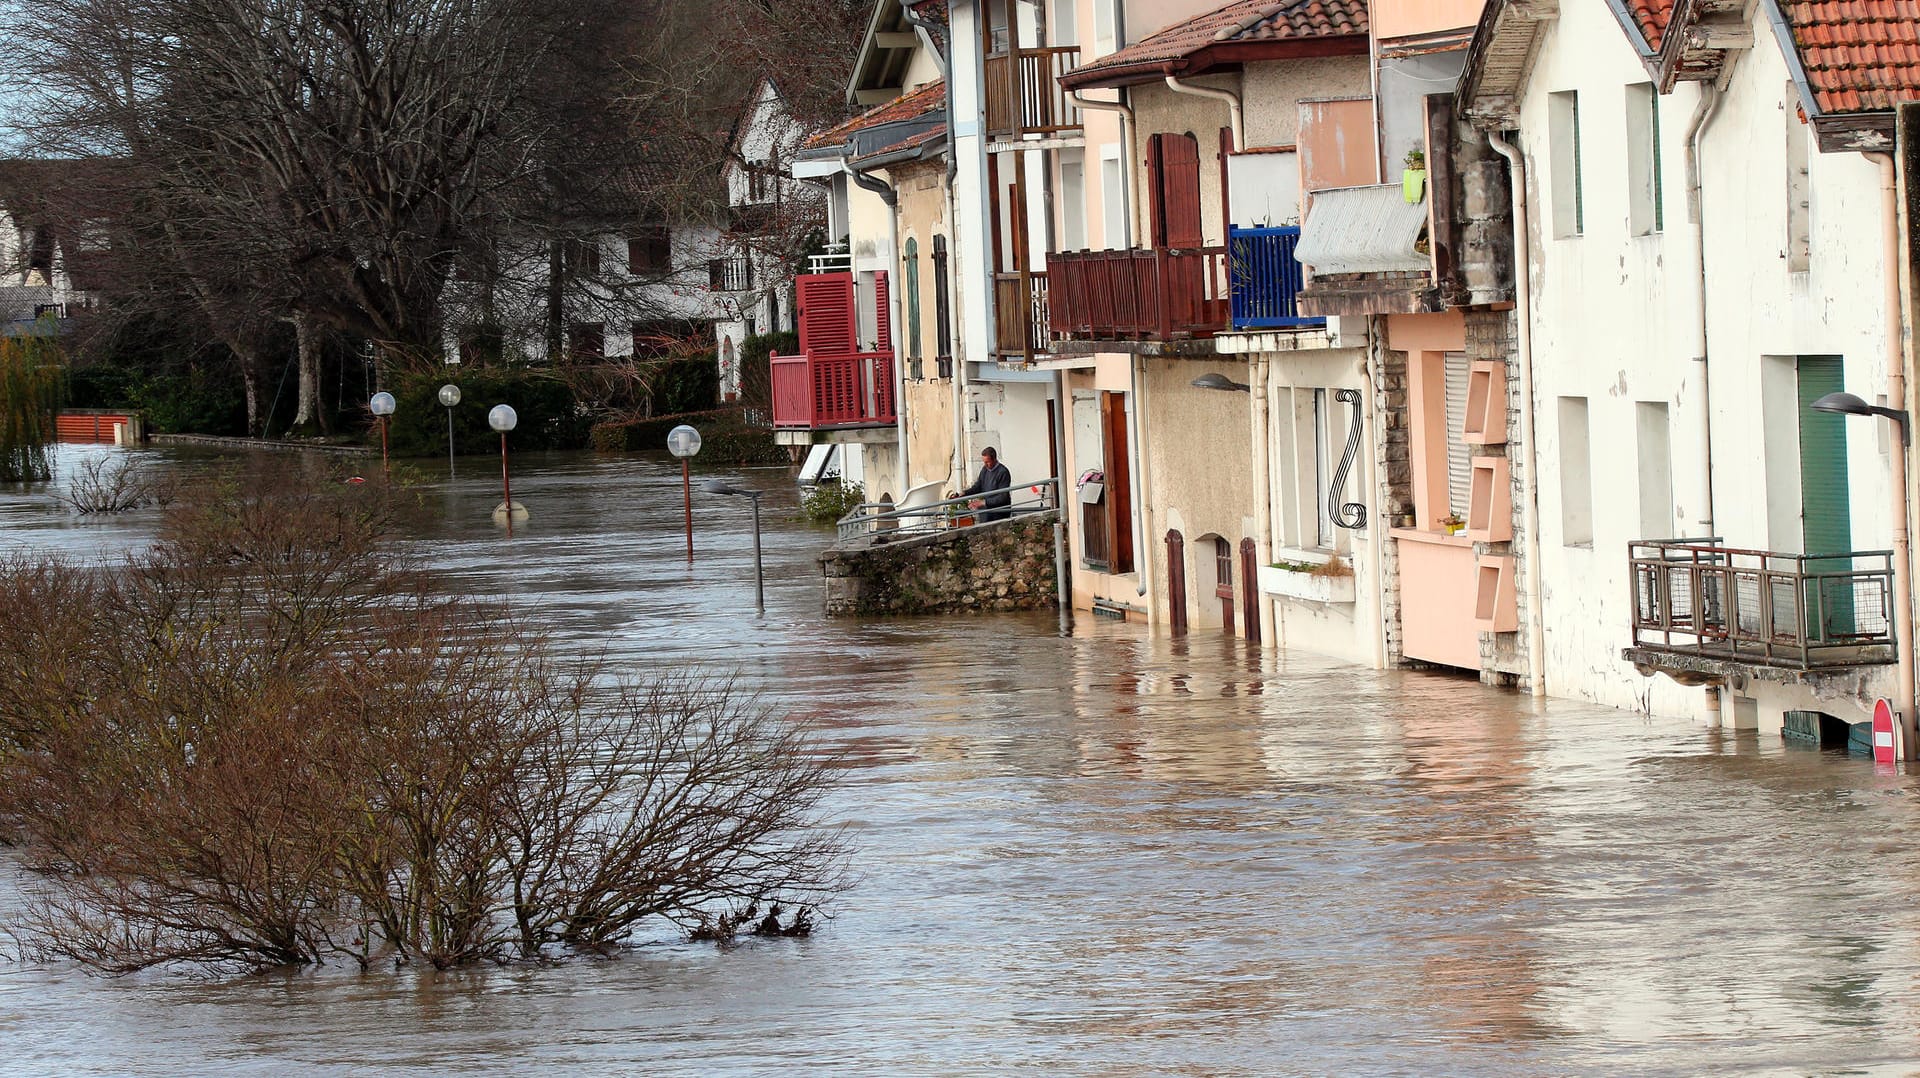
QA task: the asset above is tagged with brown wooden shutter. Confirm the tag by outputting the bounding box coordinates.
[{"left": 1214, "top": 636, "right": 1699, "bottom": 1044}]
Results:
[
  {"left": 1158, "top": 133, "right": 1204, "bottom": 248},
  {"left": 797, "top": 272, "right": 856, "bottom": 356}
]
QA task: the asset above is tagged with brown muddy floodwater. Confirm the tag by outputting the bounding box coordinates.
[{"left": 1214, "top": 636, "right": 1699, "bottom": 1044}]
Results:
[{"left": 4, "top": 445, "right": 1920, "bottom": 1076}]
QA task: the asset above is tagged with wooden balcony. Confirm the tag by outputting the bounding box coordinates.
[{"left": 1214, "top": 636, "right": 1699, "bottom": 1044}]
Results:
[
  {"left": 1046, "top": 247, "right": 1227, "bottom": 342},
  {"left": 985, "top": 47, "right": 1080, "bottom": 140},
  {"left": 993, "top": 271, "right": 1049, "bottom": 362},
  {"left": 769, "top": 351, "right": 897, "bottom": 431},
  {"left": 1625, "top": 539, "right": 1897, "bottom": 676}
]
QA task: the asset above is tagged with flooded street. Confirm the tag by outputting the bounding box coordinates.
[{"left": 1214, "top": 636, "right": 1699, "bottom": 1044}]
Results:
[{"left": 5, "top": 446, "right": 1920, "bottom": 1075}]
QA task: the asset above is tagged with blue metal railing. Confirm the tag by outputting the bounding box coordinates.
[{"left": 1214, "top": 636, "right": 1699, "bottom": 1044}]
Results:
[{"left": 1228, "top": 226, "right": 1324, "bottom": 330}]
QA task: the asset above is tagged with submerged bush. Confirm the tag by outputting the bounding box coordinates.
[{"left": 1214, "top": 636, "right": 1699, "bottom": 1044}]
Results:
[
  {"left": 800, "top": 481, "right": 865, "bottom": 525},
  {"left": 0, "top": 467, "right": 848, "bottom": 973}
]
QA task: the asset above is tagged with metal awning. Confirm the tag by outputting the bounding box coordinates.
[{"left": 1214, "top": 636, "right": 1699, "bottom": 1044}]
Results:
[{"left": 1294, "top": 185, "right": 1430, "bottom": 275}]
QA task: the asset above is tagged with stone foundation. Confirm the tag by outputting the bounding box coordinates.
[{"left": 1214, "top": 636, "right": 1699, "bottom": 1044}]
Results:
[{"left": 821, "top": 512, "right": 1060, "bottom": 617}]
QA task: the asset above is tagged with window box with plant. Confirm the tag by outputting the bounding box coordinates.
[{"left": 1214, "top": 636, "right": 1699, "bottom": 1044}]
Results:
[
  {"left": 1257, "top": 553, "right": 1356, "bottom": 604},
  {"left": 1401, "top": 149, "right": 1426, "bottom": 204}
]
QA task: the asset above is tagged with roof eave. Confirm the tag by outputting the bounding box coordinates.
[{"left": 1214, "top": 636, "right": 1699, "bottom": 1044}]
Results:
[{"left": 1059, "top": 35, "right": 1370, "bottom": 92}]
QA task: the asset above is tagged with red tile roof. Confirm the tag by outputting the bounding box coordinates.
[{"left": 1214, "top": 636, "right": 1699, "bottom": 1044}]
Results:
[
  {"left": 806, "top": 79, "right": 947, "bottom": 150},
  {"left": 1061, "top": 0, "right": 1369, "bottom": 88},
  {"left": 1777, "top": 0, "right": 1920, "bottom": 115},
  {"left": 1626, "top": 0, "right": 1674, "bottom": 52}
]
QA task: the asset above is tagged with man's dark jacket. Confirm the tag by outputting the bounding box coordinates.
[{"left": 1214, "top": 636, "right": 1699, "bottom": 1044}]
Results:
[{"left": 961, "top": 460, "right": 1013, "bottom": 521}]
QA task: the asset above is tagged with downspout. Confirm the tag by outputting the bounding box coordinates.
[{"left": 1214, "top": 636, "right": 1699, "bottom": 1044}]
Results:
[
  {"left": 1069, "top": 89, "right": 1141, "bottom": 245},
  {"left": 899, "top": 0, "right": 946, "bottom": 76},
  {"left": 1053, "top": 369, "right": 1074, "bottom": 630},
  {"left": 1684, "top": 85, "right": 1721, "bottom": 537},
  {"left": 1487, "top": 130, "right": 1547, "bottom": 699},
  {"left": 849, "top": 166, "right": 910, "bottom": 498},
  {"left": 1875, "top": 151, "right": 1918, "bottom": 759},
  {"left": 1252, "top": 351, "right": 1275, "bottom": 645},
  {"left": 1165, "top": 75, "right": 1243, "bottom": 154},
  {"left": 1128, "top": 353, "right": 1153, "bottom": 610}
]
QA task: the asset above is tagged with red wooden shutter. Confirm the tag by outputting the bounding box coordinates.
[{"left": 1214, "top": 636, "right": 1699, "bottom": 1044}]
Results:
[
  {"left": 797, "top": 272, "right": 856, "bottom": 356},
  {"left": 1158, "top": 133, "right": 1204, "bottom": 248},
  {"left": 874, "top": 270, "right": 891, "bottom": 354}
]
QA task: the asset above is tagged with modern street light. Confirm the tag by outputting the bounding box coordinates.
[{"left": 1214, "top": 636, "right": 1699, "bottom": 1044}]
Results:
[
  {"left": 438, "top": 383, "right": 461, "bottom": 474},
  {"left": 1810, "top": 389, "right": 1916, "bottom": 760},
  {"left": 1191, "top": 372, "right": 1251, "bottom": 393},
  {"left": 667, "top": 424, "right": 702, "bottom": 562},
  {"left": 368, "top": 391, "right": 396, "bottom": 476},
  {"left": 703, "top": 479, "right": 764, "bottom": 612},
  {"left": 489, "top": 404, "right": 526, "bottom": 534}
]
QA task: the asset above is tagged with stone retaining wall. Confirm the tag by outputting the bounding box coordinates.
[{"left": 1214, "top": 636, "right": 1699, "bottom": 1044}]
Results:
[{"left": 821, "top": 512, "right": 1060, "bottom": 617}]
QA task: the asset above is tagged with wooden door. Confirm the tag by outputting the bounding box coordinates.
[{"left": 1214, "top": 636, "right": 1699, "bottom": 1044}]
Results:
[
  {"left": 1214, "top": 536, "right": 1235, "bottom": 633},
  {"left": 1100, "top": 391, "right": 1134, "bottom": 574}
]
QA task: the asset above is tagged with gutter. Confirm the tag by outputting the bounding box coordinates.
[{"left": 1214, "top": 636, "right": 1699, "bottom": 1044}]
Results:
[
  {"left": 1163, "top": 75, "right": 1244, "bottom": 155},
  {"left": 1875, "top": 150, "right": 1918, "bottom": 759},
  {"left": 1487, "top": 130, "right": 1546, "bottom": 699}
]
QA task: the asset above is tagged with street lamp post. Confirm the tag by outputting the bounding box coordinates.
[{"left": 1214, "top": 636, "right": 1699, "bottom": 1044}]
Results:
[
  {"left": 667, "top": 424, "right": 703, "bottom": 561},
  {"left": 703, "top": 479, "right": 764, "bottom": 612},
  {"left": 1812, "top": 390, "right": 1916, "bottom": 760},
  {"left": 368, "top": 391, "right": 396, "bottom": 476},
  {"left": 489, "top": 404, "right": 525, "bottom": 534},
  {"left": 438, "top": 384, "right": 461, "bottom": 474}
]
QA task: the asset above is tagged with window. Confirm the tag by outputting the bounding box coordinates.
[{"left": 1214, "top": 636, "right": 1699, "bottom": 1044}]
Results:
[
  {"left": 1059, "top": 149, "right": 1086, "bottom": 251},
  {"left": 628, "top": 224, "right": 671, "bottom": 274},
  {"left": 1636, "top": 401, "right": 1673, "bottom": 538},
  {"left": 1100, "top": 148, "right": 1128, "bottom": 249},
  {"left": 904, "top": 237, "right": 922, "bottom": 375},
  {"left": 932, "top": 236, "right": 952, "bottom": 377},
  {"left": 1625, "top": 83, "right": 1663, "bottom": 235},
  {"left": 1444, "top": 352, "right": 1472, "bottom": 520},
  {"left": 567, "top": 322, "right": 605, "bottom": 362},
  {"left": 1052, "top": 0, "right": 1078, "bottom": 46},
  {"left": 567, "top": 237, "right": 602, "bottom": 276},
  {"left": 1786, "top": 99, "right": 1811, "bottom": 272},
  {"left": 1093, "top": 0, "right": 1118, "bottom": 54},
  {"left": 1548, "top": 91, "right": 1583, "bottom": 238},
  {"left": 1558, "top": 396, "right": 1594, "bottom": 545}
]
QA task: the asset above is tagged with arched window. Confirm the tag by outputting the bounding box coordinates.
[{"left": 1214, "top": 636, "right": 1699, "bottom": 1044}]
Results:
[{"left": 903, "top": 238, "right": 922, "bottom": 371}]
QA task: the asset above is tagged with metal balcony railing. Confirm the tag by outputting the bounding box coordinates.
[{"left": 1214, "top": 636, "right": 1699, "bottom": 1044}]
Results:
[
  {"left": 1047, "top": 246, "right": 1228, "bottom": 342},
  {"left": 835, "top": 478, "right": 1060, "bottom": 544},
  {"left": 769, "top": 351, "right": 897, "bottom": 431},
  {"left": 984, "top": 47, "right": 1081, "bottom": 139},
  {"left": 1627, "top": 539, "right": 1897, "bottom": 670},
  {"left": 1228, "top": 226, "right": 1323, "bottom": 329},
  {"left": 808, "top": 247, "right": 853, "bottom": 275}
]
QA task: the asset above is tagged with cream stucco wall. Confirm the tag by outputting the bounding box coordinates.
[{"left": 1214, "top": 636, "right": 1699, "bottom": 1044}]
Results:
[
  {"left": 1515, "top": 0, "right": 1897, "bottom": 728},
  {"left": 1143, "top": 357, "right": 1257, "bottom": 633}
]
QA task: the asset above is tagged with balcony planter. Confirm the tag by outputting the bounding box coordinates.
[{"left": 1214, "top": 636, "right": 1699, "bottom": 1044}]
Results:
[
  {"left": 1258, "top": 560, "right": 1356, "bottom": 604},
  {"left": 1401, "top": 150, "right": 1426, "bottom": 205}
]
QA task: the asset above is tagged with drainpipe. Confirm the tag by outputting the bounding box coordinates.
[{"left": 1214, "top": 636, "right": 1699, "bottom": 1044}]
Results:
[
  {"left": 1251, "top": 351, "right": 1275, "bottom": 645},
  {"left": 899, "top": 0, "right": 946, "bottom": 76},
  {"left": 1053, "top": 368, "right": 1074, "bottom": 629},
  {"left": 1362, "top": 325, "right": 1389, "bottom": 669},
  {"left": 849, "top": 166, "right": 910, "bottom": 498},
  {"left": 1487, "top": 130, "right": 1547, "bottom": 699},
  {"left": 1875, "top": 151, "right": 1918, "bottom": 760},
  {"left": 1164, "top": 75, "right": 1243, "bottom": 155},
  {"left": 1684, "top": 85, "right": 1721, "bottom": 537},
  {"left": 1128, "top": 353, "right": 1154, "bottom": 615},
  {"left": 1068, "top": 89, "right": 1140, "bottom": 245}
]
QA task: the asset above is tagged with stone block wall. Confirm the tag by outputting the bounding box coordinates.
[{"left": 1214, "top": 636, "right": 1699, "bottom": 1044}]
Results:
[
  {"left": 821, "top": 513, "right": 1060, "bottom": 617},
  {"left": 1464, "top": 309, "right": 1533, "bottom": 691},
  {"left": 1370, "top": 316, "right": 1413, "bottom": 665}
]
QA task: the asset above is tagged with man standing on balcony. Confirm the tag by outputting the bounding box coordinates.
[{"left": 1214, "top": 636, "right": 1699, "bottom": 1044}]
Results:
[{"left": 961, "top": 447, "right": 1013, "bottom": 522}]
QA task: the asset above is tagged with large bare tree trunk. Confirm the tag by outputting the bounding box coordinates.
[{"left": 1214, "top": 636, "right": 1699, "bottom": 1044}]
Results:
[
  {"left": 240, "top": 357, "right": 259, "bottom": 437},
  {"left": 292, "top": 314, "right": 319, "bottom": 432}
]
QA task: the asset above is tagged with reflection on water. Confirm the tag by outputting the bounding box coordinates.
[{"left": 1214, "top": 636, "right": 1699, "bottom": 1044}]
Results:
[{"left": 4, "top": 446, "right": 1920, "bottom": 1075}]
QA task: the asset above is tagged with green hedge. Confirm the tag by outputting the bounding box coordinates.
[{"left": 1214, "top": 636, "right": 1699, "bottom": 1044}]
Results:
[
  {"left": 589, "top": 407, "right": 788, "bottom": 465},
  {"left": 381, "top": 366, "right": 590, "bottom": 456},
  {"left": 738, "top": 331, "right": 795, "bottom": 411}
]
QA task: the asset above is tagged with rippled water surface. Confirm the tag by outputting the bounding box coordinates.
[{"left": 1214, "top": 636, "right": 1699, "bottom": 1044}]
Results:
[{"left": 5, "top": 445, "right": 1920, "bottom": 1076}]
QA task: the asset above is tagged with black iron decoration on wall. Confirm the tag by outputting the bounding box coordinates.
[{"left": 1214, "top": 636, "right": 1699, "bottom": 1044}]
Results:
[{"left": 1328, "top": 389, "right": 1368, "bottom": 530}]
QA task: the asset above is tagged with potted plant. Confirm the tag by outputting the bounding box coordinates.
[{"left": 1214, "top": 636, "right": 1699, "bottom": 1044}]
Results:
[
  {"left": 1256, "top": 554, "right": 1357, "bottom": 604},
  {"left": 1402, "top": 148, "right": 1426, "bottom": 204},
  {"left": 1439, "top": 512, "right": 1465, "bottom": 536}
]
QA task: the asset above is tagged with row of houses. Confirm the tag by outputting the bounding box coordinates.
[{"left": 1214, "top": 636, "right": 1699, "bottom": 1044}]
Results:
[{"left": 770, "top": 0, "right": 1920, "bottom": 747}]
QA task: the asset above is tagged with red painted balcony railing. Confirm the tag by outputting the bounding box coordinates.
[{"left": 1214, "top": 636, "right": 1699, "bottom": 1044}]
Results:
[
  {"left": 1046, "top": 246, "right": 1228, "bottom": 342},
  {"left": 769, "top": 351, "right": 897, "bottom": 430}
]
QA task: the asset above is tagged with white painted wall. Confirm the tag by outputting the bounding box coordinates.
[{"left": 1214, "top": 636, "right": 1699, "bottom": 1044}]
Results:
[{"left": 1514, "top": 0, "right": 1897, "bottom": 726}]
